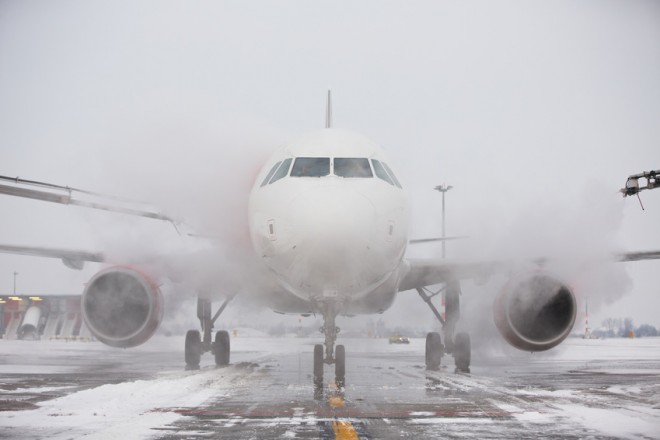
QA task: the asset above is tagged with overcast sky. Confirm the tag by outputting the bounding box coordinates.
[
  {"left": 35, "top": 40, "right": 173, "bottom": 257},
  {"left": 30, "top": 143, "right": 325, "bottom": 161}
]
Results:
[{"left": 1, "top": 1, "right": 659, "bottom": 332}]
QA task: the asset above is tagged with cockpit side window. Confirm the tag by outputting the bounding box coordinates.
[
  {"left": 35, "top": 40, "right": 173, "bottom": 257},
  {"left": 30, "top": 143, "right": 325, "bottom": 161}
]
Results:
[
  {"left": 371, "top": 159, "right": 395, "bottom": 186},
  {"left": 261, "top": 161, "right": 282, "bottom": 187},
  {"left": 291, "top": 157, "right": 330, "bottom": 177},
  {"left": 269, "top": 158, "right": 292, "bottom": 184},
  {"left": 334, "top": 158, "right": 373, "bottom": 178},
  {"left": 382, "top": 162, "right": 402, "bottom": 188}
]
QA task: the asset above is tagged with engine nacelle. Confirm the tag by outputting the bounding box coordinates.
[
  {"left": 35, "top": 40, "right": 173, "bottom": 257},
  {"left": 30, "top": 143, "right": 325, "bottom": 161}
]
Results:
[
  {"left": 82, "top": 266, "right": 163, "bottom": 348},
  {"left": 494, "top": 272, "right": 577, "bottom": 352}
]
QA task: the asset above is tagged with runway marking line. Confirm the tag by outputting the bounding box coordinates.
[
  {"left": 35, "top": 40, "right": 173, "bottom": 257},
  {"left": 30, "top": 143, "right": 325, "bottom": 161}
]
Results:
[
  {"left": 329, "top": 395, "right": 346, "bottom": 408},
  {"left": 326, "top": 387, "right": 359, "bottom": 438},
  {"left": 332, "top": 420, "right": 359, "bottom": 440}
]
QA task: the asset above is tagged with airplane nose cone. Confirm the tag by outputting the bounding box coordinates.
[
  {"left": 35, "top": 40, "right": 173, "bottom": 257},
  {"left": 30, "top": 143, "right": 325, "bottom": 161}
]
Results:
[
  {"left": 292, "top": 188, "right": 375, "bottom": 247},
  {"left": 287, "top": 187, "right": 386, "bottom": 297}
]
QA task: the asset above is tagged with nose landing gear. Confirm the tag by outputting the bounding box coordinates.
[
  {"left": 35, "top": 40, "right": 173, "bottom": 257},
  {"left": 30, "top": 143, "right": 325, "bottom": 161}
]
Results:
[{"left": 313, "top": 304, "right": 346, "bottom": 388}]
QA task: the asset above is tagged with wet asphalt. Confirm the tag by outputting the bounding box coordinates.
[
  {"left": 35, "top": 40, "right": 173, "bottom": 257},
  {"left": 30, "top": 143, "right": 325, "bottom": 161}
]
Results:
[{"left": 1, "top": 336, "right": 659, "bottom": 439}]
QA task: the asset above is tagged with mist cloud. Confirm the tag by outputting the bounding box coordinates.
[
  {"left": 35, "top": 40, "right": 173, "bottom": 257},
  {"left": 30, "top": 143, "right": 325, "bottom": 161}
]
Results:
[{"left": 1, "top": 1, "right": 659, "bottom": 332}]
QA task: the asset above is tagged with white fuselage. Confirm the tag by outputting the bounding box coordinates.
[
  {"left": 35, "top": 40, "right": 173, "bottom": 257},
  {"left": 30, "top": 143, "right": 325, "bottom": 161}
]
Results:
[{"left": 248, "top": 129, "right": 410, "bottom": 312}]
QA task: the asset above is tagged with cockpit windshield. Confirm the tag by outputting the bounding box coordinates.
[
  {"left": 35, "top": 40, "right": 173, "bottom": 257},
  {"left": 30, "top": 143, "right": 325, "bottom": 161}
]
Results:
[
  {"left": 291, "top": 157, "right": 331, "bottom": 177},
  {"left": 371, "top": 159, "right": 402, "bottom": 188},
  {"left": 334, "top": 158, "right": 373, "bottom": 178},
  {"left": 269, "top": 158, "right": 292, "bottom": 184},
  {"left": 381, "top": 162, "right": 402, "bottom": 188},
  {"left": 262, "top": 155, "right": 402, "bottom": 188},
  {"left": 261, "top": 161, "right": 282, "bottom": 187}
]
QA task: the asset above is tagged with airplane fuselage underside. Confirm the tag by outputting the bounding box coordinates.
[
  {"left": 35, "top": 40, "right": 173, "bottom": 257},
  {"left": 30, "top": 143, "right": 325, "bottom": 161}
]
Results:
[{"left": 266, "top": 273, "right": 400, "bottom": 316}]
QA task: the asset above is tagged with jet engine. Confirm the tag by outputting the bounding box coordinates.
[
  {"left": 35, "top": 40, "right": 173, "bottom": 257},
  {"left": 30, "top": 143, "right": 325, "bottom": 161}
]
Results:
[
  {"left": 82, "top": 266, "right": 163, "bottom": 348},
  {"left": 494, "top": 272, "right": 577, "bottom": 352}
]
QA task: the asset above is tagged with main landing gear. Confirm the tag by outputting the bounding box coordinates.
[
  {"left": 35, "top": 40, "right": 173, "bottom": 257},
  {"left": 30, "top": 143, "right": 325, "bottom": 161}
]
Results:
[
  {"left": 313, "top": 303, "right": 346, "bottom": 388},
  {"left": 185, "top": 295, "right": 234, "bottom": 370},
  {"left": 417, "top": 281, "right": 471, "bottom": 373}
]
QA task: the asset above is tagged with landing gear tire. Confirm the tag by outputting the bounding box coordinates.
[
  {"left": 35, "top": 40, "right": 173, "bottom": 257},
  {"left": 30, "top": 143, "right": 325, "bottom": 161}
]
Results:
[
  {"left": 454, "top": 332, "right": 471, "bottom": 373},
  {"left": 313, "top": 344, "right": 324, "bottom": 387},
  {"left": 425, "top": 332, "right": 443, "bottom": 371},
  {"left": 213, "top": 330, "right": 230, "bottom": 366},
  {"left": 335, "top": 344, "right": 345, "bottom": 387},
  {"left": 185, "top": 330, "right": 202, "bottom": 370}
]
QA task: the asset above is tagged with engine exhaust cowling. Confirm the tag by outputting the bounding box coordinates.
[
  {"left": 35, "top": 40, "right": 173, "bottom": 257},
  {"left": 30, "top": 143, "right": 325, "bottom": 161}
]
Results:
[
  {"left": 494, "top": 272, "right": 577, "bottom": 352},
  {"left": 82, "top": 267, "right": 163, "bottom": 348}
]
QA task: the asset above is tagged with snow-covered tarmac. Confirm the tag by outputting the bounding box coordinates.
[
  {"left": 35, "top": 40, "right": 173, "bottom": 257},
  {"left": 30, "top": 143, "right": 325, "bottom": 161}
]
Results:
[{"left": 1, "top": 335, "right": 659, "bottom": 439}]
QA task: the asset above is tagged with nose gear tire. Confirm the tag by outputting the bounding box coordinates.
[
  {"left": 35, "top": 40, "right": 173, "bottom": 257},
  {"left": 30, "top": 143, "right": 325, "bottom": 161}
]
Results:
[{"left": 313, "top": 344, "right": 324, "bottom": 387}]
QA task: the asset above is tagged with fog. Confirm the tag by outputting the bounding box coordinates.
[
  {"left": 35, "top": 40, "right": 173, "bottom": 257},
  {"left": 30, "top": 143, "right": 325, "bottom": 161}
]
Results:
[{"left": 1, "top": 1, "right": 659, "bottom": 340}]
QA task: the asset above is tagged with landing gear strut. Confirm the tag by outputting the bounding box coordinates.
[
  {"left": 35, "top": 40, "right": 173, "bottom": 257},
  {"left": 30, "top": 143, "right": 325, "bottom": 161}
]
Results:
[
  {"left": 184, "top": 295, "right": 234, "bottom": 370},
  {"left": 417, "top": 281, "right": 471, "bottom": 373},
  {"left": 313, "top": 302, "right": 345, "bottom": 388}
]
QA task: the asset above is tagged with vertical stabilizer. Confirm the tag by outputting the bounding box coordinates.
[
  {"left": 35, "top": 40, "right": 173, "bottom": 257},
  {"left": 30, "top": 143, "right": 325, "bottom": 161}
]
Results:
[{"left": 325, "top": 90, "right": 332, "bottom": 129}]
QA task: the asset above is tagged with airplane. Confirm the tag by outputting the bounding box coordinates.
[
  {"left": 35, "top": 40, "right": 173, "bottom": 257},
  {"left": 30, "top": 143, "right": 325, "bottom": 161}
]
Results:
[{"left": 2, "top": 92, "right": 659, "bottom": 387}]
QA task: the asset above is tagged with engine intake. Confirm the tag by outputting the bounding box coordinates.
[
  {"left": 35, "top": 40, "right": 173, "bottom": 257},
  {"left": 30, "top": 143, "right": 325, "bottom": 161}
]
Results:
[
  {"left": 494, "top": 272, "right": 576, "bottom": 352},
  {"left": 82, "top": 267, "right": 163, "bottom": 348}
]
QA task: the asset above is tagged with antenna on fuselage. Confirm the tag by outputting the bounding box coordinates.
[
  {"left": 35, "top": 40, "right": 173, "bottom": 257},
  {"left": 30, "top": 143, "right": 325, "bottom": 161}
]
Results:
[{"left": 325, "top": 90, "right": 332, "bottom": 128}]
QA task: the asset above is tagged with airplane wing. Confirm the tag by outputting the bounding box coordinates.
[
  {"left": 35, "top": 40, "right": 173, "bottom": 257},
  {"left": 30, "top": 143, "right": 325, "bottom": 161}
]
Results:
[
  {"left": 408, "top": 236, "right": 468, "bottom": 244},
  {"left": 0, "top": 175, "right": 179, "bottom": 226},
  {"left": 0, "top": 175, "right": 200, "bottom": 270},
  {"left": 397, "top": 258, "right": 505, "bottom": 292},
  {"left": 0, "top": 244, "right": 105, "bottom": 270},
  {"left": 398, "top": 251, "right": 660, "bottom": 292}
]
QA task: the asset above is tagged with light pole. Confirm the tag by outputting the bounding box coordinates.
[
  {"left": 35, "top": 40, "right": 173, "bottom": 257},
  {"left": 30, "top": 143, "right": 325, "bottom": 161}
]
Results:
[
  {"left": 13, "top": 271, "right": 18, "bottom": 296},
  {"left": 434, "top": 184, "right": 453, "bottom": 258}
]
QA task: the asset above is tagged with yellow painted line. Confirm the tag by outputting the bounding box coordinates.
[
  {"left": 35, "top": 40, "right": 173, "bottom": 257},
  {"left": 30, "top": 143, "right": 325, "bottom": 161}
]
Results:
[
  {"left": 332, "top": 420, "right": 359, "bottom": 440},
  {"left": 329, "top": 396, "right": 345, "bottom": 408}
]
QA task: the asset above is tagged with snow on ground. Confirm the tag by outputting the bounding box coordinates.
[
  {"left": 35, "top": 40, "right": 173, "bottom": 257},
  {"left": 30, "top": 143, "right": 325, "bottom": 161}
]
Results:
[
  {"left": 607, "top": 385, "right": 643, "bottom": 395},
  {"left": 551, "top": 404, "right": 659, "bottom": 440},
  {"left": 1, "top": 368, "right": 228, "bottom": 439},
  {"left": 528, "top": 337, "right": 660, "bottom": 362},
  {"left": 1, "top": 385, "right": 77, "bottom": 395},
  {"left": 0, "top": 334, "right": 292, "bottom": 439},
  {"left": 1, "top": 336, "right": 660, "bottom": 439}
]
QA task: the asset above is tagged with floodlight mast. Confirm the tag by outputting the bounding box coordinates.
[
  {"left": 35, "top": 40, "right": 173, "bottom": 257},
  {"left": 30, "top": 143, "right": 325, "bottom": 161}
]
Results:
[
  {"left": 434, "top": 184, "right": 453, "bottom": 258},
  {"left": 325, "top": 90, "right": 332, "bottom": 129}
]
